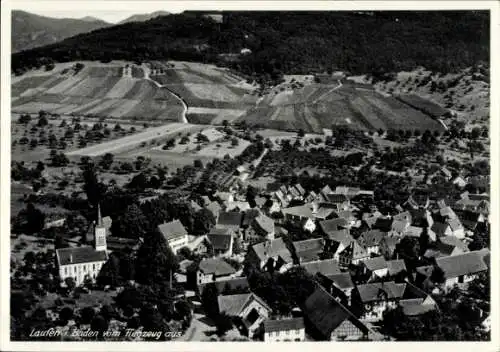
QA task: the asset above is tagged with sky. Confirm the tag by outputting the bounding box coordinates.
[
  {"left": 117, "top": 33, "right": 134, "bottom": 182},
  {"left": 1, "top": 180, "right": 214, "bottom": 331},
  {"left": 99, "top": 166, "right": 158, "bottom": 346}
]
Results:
[
  {"left": 14, "top": 9, "right": 180, "bottom": 24},
  {"left": 11, "top": 1, "right": 188, "bottom": 24}
]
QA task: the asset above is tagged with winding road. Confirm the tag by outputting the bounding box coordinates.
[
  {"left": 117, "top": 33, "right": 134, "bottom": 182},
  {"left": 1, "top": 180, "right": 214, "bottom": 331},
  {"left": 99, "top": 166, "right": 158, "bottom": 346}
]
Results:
[{"left": 142, "top": 66, "right": 189, "bottom": 124}]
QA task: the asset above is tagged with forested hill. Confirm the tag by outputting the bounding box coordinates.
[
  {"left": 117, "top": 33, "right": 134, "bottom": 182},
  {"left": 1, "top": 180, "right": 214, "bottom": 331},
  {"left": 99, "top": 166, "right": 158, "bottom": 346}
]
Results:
[
  {"left": 12, "top": 11, "right": 489, "bottom": 77},
  {"left": 11, "top": 10, "right": 111, "bottom": 53}
]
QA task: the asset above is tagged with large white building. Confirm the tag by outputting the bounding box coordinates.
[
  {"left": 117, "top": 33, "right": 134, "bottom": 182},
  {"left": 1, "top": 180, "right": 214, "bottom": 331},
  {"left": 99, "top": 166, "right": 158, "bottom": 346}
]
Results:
[
  {"left": 56, "top": 206, "right": 108, "bottom": 287},
  {"left": 264, "top": 318, "right": 305, "bottom": 342},
  {"left": 158, "top": 219, "right": 189, "bottom": 254}
]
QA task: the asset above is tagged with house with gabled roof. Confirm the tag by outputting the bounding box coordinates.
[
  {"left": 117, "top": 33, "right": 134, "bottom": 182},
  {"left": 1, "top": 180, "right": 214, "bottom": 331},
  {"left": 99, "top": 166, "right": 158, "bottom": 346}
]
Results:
[
  {"left": 247, "top": 238, "right": 294, "bottom": 273},
  {"left": 399, "top": 295, "right": 437, "bottom": 317},
  {"left": 360, "top": 256, "right": 388, "bottom": 280},
  {"left": 338, "top": 240, "right": 369, "bottom": 268},
  {"left": 324, "top": 194, "right": 350, "bottom": 211},
  {"left": 292, "top": 238, "right": 325, "bottom": 263},
  {"left": 436, "top": 249, "right": 490, "bottom": 289},
  {"left": 218, "top": 292, "right": 272, "bottom": 338},
  {"left": 301, "top": 258, "right": 341, "bottom": 277},
  {"left": 206, "top": 201, "right": 222, "bottom": 222},
  {"left": 390, "top": 219, "right": 411, "bottom": 237},
  {"left": 196, "top": 257, "right": 237, "bottom": 287},
  {"left": 357, "top": 230, "right": 387, "bottom": 255},
  {"left": 207, "top": 228, "right": 234, "bottom": 257},
  {"left": 456, "top": 209, "right": 485, "bottom": 231},
  {"left": 247, "top": 213, "right": 275, "bottom": 241},
  {"left": 386, "top": 259, "right": 407, "bottom": 277},
  {"left": 321, "top": 228, "right": 353, "bottom": 261},
  {"left": 264, "top": 317, "right": 305, "bottom": 342},
  {"left": 423, "top": 235, "right": 468, "bottom": 259},
  {"left": 198, "top": 276, "right": 249, "bottom": 296},
  {"left": 216, "top": 211, "right": 243, "bottom": 237},
  {"left": 325, "top": 272, "right": 355, "bottom": 303},
  {"left": 157, "top": 219, "right": 189, "bottom": 254},
  {"left": 379, "top": 236, "right": 399, "bottom": 260},
  {"left": 281, "top": 204, "right": 317, "bottom": 232},
  {"left": 303, "top": 286, "right": 371, "bottom": 341},
  {"left": 355, "top": 281, "right": 407, "bottom": 321}
]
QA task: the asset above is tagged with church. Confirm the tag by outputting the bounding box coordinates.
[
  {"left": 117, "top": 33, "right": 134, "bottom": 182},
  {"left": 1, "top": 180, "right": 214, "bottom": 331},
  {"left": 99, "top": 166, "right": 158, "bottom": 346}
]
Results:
[{"left": 55, "top": 205, "right": 108, "bottom": 287}]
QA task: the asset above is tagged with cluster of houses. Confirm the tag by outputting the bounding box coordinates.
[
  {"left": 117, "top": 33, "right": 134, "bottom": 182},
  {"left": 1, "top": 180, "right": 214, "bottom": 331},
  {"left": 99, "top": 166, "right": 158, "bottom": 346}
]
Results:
[
  {"left": 53, "top": 179, "right": 490, "bottom": 341},
  {"left": 170, "top": 182, "right": 490, "bottom": 340}
]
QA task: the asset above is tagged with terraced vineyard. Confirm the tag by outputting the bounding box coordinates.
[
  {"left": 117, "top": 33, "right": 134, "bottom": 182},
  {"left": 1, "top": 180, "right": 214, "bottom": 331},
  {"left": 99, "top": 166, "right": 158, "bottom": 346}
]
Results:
[
  {"left": 149, "top": 61, "right": 258, "bottom": 120},
  {"left": 237, "top": 81, "right": 446, "bottom": 133},
  {"left": 12, "top": 63, "right": 184, "bottom": 122}
]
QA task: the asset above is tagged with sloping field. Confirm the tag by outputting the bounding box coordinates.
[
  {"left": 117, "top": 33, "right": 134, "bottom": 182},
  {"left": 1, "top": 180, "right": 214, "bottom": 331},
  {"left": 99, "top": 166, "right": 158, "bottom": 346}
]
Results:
[
  {"left": 11, "top": 63, "right": 184, "bottom": 122},
  {"left": 148, "top": 61, "right": 257, "bottom": 123},
  {"left": 237, "top": 83, "right": 445, "bottom": 133},
  {"left": 67, "top": 122, "right": 197, "bottom": 157}
]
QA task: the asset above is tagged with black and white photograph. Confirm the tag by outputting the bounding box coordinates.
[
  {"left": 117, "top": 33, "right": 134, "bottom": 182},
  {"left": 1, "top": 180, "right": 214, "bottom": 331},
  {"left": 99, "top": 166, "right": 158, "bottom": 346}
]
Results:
[{"left": 0, "top": 1, "right": 498, "bottom": 350}]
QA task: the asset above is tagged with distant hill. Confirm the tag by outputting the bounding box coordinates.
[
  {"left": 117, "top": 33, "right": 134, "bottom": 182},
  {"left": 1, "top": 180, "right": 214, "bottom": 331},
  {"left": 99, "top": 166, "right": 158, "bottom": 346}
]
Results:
[
  {"left": 12, "top": 11, "right": 489, "bottom": 79},
  {"left": 12, "top": 10, "right": 111, "bottom": 52},
  {"left": 118, "top": 11, "right": 170, "bottom": 24}
]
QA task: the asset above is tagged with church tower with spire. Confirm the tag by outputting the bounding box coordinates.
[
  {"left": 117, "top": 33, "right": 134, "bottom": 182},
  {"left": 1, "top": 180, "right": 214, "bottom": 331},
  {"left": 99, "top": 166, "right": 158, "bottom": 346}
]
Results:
[{"left": 94, "top": 203, "right": 107, "bottom": 252}]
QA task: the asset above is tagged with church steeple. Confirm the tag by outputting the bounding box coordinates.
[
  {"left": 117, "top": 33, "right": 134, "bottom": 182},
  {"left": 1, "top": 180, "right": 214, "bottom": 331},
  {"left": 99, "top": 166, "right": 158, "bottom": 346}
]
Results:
[{"left": 94, "top": 203, "right": 107, "bottom": 252}]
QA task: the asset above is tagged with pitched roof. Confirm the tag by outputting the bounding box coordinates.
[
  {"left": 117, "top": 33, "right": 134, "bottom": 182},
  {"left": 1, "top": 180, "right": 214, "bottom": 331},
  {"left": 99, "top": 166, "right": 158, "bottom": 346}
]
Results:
[
  {"left": 158, "top": 220, "right": 188, "bottom": 241},
  {"left": 380, "top": 236, "right": 399, "bottom": 250},
  {"left": 439, "top": 236, "right": 469, "bottom": 252},
  {"left": 264, "top": 318, "right": 305, "bottom": 332},
  {"left": 243, "top": 208, "right": 261, "bottom": 227},
  {"left": 436, "top": 249, "right": 490, "bottom": 279},
  {"left": 294, "top": 184, "right": 306, "bottom": 196},
  {"left": 340, "top": 240, "right": 368, "bottom": 261},
  {"left": 320, "top": 218, "right": 349, "bottom": 234},
  {"left": 198, "top": 258, "right": 236, "bottom": 276},
  {"left": 387, "top": 259, "right": 407, "bottom": 276},
  {"left": 402, "top": 302, "right": 436, "bottom": 316},
  {"left": 326, "top": 194, "right": 349, "bottom": 204},
  {"left": 415, "top": 265, "right": 434, "bottom": 278},
  {"left": 198, "top": 276, "right": 249, "bottom": 295},
  {"left": 206, "top": 201, "right": 221, "bottom": 216},
  {"left": 447, "top": 218, "right": 463, "bottom": 231},
  {"left": 358, "top": 230, "right": 387, "bottom": 247},
  {"left": 207, "top": 232, "right": 233, "bottom": 251},
  {"left": 218, "top": 293, "right": 271, "bottom": 316},
  {"left": 439, "top": 206, "right": 457, "bottom": 219},
  {"left": 314, "top": 207, "right": 336, "bottom": 220},
  {"left": 302, "top": 259, "right": 341, "bottom": 277},
  {"left": 431, "top": 222, "right": 450, "bottom": 236},
  {"left": 336, "top": 210, "right": 355, "bottom": 221},
  {"left": 281, "top": 204, "right": 315, "bottom": 218},
  {"left": 252, "top": 214, "right": 275, "bottom": 234},
  {"left": 324, "top": 229, "right": 353, "bottom": 246},
  {"left": 373, "top": 217, "right": 393, "bottom": 232},
  {"left": 217, "top": 211, "right": 243, "bottom": 228},
  {"left": 293, "top": 238, "right": 324, "bottom": 254},
  {"left": 56, "top": 246, "right": 107, "bottom": 266},
  {"left": 361, "top": 256, "right": 387, "bottom": 271},
  {"left": 251, "top": 238, "right": 293, "bottom": 264},
  {"left": 391, "top": 220, "right": 408, "bottom": 233},
  {"left": 326, "top": 272, "right": 354, "bottom": 289},
  {"left": 303, "top": 286, "right": 369, "bottom": 338},
  {"left": 403, "top": 226, "right": 424, "bottom": 238},
  {"left": 356, "top": 282, "right": 407, "bottom": 303},
  {"left": 321, "top": 185, "right": 333, "bottom": 195},
  {"left": 393, "top": 211, "right": 412, "bottom": 223}
]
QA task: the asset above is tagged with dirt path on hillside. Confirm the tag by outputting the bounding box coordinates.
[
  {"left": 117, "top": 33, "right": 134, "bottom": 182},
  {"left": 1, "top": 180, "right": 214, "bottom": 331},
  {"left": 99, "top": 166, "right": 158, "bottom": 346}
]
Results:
[
  {"left": 311, "top": 79, "right": 343, "bottom": 104},
  {"left": 142, "top": 66, "right": 188, "bottom": 123}
]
